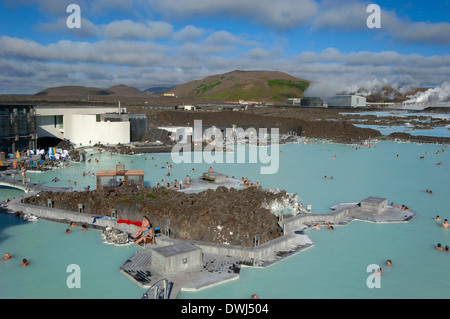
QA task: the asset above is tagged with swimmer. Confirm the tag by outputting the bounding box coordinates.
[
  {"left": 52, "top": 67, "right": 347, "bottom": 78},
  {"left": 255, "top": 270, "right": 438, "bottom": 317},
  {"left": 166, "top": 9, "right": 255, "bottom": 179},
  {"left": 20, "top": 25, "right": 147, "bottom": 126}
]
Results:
[
  {"left": 435, "top": 216, "right": 441, "bottom": 222},
  {"left": 440, "top": 219, "right": 450, "bottom": 228},
  {"left": 312, "top": 223, "right": 320, "bottom": 230},
  {"left": 386, "top": 259, "right": 392, "bottom": 267},
  {"left": 445, "top": 246, "right": 450, "bottom": 252},
  {"left": 376, "top": 267, "right": 382, "bottom": 275},
  {"left": 435, "top": 243, "right": 444, "bottom": 251},
  {"left": 22, "top": 259, "right": 29, "bottom": 267},
  {"left": 70, "top": 222, "right": 77, "bottom": 227},
  {"left": 65, "top": 229, "right": 71, "bottom": 234},
  {"left": 209, "top": 166, "right": 213, "bottom": 173},
  {"left": 82, "top": 225, "right": 87, "bottom": 231},
  {"left": 328, "top": 225, "right": 334, "bottom": 230},
  {"left": 1, "top": 252, "right": 12, "bottom": 261}
]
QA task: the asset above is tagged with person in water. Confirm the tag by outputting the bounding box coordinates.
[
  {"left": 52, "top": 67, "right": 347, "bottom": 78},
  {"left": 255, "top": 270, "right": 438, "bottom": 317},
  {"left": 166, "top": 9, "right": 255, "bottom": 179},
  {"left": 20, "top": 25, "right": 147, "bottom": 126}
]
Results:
[
  {"left": 441, "top": 219, "right": 450, "bottom": 228},
  {"left": 21, "top": 259, "right": 29, "bottom": 267},
  {"left": 435, "top": 243, "right": 444, "bottom": 251},
  {"left": 1, "top": 252, "right": 12, "bottom": 261}
]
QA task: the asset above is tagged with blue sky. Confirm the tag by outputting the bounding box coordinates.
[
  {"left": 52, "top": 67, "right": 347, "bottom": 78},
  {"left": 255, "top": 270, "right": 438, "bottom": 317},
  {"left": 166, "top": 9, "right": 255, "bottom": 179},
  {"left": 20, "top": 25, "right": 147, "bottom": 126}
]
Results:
[{"left": 0, "top": 0, "right": 449, "bottom": 96}]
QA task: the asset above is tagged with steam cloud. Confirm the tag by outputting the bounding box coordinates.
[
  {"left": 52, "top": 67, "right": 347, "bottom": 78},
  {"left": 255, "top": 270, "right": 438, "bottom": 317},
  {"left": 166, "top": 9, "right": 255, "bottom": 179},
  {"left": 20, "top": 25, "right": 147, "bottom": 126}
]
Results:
[{"left": 404, "top": 81, "right": 450, "bottom": 105}]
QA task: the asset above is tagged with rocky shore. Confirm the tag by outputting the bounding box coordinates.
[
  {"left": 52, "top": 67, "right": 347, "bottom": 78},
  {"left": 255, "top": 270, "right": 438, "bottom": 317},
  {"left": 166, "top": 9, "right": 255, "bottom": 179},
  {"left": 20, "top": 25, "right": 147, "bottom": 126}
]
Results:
[{"left": 23, "top": 186, "right": 300, "bottom": 247}]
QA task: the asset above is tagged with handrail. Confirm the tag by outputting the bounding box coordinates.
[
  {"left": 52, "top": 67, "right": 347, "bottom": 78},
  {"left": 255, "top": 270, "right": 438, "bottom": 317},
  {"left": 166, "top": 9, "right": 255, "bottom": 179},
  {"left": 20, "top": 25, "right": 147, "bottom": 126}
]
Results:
[{"left": 141, "top": 278, "right": 169, "bottom": 299}]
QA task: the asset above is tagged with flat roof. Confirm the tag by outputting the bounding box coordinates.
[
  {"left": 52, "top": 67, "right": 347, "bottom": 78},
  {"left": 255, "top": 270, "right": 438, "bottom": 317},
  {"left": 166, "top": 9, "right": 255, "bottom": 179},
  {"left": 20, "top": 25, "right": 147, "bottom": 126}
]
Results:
[
  {"left": 152, "top": 243, "right": 201, "bottom": 257},
  {"left": 97, "top": 169, "right": 144, "bottom": 177}
]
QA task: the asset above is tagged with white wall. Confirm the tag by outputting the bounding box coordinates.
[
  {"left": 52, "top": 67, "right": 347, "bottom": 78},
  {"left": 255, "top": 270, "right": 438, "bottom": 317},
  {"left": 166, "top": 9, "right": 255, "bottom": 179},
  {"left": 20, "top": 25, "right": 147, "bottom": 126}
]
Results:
[
  {"left": 64, "top": 114, "right": 130, "bottom": 145},
  {"left": 36, "top": 115, "right": 64, "bottom": 139}
]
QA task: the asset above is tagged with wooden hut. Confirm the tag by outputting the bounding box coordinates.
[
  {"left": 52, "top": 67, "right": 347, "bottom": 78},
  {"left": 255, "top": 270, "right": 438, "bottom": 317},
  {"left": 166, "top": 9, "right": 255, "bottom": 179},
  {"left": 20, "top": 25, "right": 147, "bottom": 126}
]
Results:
[{"left": 96, "top": 164, "right": 144, "bottom": 190}]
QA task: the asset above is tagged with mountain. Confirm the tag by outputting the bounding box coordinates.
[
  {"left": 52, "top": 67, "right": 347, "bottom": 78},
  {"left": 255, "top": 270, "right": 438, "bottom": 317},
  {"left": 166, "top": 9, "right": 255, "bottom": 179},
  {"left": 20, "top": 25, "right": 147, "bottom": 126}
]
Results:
[
  {"left": 170, "top": 70, "right": 310, "bottom": 102},
  {"left": 34, "top": 84, "right": 148, "bottom": 97},
  {"left": 34, "top": 85, "right": 112, "bottom": 97},
  {"left": 144, "top": 86, "right": 176, "bottom": 95},
  {"left": 105, "top": 85, "right": 148, "bottom": 97}
]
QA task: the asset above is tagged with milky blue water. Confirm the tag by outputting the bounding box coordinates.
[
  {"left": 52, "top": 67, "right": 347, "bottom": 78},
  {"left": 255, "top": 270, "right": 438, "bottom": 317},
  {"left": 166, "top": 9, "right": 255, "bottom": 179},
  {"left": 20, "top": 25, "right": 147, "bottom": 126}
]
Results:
[
  {"left": 354, "top": 124, "right": 450, "bottom": 138},
  {"left": 1, "top": 140, "right": 449, "bottom": 299}
]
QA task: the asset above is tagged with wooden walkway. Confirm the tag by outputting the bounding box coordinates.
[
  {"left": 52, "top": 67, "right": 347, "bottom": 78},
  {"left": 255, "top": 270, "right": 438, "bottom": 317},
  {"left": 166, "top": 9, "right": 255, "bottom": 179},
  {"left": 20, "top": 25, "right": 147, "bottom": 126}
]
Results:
[{"left": 0, "top": 176, "right": 74, "bottom": 193}]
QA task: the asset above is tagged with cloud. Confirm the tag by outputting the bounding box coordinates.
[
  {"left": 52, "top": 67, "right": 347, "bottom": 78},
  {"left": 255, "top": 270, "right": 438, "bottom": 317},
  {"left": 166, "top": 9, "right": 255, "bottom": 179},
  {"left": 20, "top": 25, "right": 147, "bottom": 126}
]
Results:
[
  {"left": 173, "top": 25, "right": 206, "bottom": 42},
  {"left": 0, "top": 36, "right": 170, "bottom": 66},
  {"left": 101, "top": 20, "right": 173, "bottom": 40},
  {"left": 150, "top": 0, "right": 318, "bottom": 31},
  {"left": 36, "top": 17, "right": 98, "bottom": 38},
  {"left": 291, "top": 48, "right": 450, "bottom": 97},
  {"left": 312, "top": 0, "right": 450, "bottom": 45},
  {"left": 203, "top": 30, "right": 257, "bottom": 46}
]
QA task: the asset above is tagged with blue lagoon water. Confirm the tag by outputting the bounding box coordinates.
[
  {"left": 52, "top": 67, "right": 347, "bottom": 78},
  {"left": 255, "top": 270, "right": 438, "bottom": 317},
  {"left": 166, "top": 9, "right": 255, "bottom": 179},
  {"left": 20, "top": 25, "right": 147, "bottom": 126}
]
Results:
[{"left": 1, "top": 140, "right": 449, "bottom": 299}]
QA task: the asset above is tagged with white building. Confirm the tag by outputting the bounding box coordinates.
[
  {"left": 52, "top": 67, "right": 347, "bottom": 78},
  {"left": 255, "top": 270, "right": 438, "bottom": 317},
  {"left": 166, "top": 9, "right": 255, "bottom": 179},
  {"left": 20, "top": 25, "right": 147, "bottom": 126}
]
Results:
[
  {"left": 326, "top": 95, "right": 366, "bottom": 108},
  {"left": 285, "top": 98, "right": 301, "bottom": 105},
  {"left": 35, "top": 106, "right": 130, "bottom": 146}
]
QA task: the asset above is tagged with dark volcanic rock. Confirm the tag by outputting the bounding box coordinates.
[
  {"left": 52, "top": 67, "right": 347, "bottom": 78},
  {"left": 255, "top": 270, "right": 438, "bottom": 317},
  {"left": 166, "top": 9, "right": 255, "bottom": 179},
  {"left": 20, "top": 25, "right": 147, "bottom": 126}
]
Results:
[
  {"left": 24, "top": 186, "right": 287, "bottom": 247},
  {"left": 140, "top": 128, "right": 174, "bottom": 145},
  {"left": 387, "top": 132, "right": 450, "bottom": 144},
  {"left": 152, "top": 110, "right": 382, "bottom": 144}
]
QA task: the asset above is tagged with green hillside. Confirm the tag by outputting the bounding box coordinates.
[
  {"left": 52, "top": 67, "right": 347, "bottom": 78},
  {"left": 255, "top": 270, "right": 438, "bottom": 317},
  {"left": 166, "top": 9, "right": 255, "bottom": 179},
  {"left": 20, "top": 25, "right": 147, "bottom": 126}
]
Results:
[{"left": 171, "top": 70, "right": 310, "bottom": 102}]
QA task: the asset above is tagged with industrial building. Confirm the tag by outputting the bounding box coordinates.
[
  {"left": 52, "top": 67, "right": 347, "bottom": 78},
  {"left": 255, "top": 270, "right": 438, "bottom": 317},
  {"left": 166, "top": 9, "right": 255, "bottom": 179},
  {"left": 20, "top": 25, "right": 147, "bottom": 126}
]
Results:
[
  {"left": 285, "top": 98, "right": 302, "bottom": 105},
  {"left": 300, "top": 97, "right": 325, "bottom": 108},
  {"left": 0, "top": 103, "right": 37, "bottom": 154},
  {"left": 326, "top": 95, "right": 366, "bottom": 108}
]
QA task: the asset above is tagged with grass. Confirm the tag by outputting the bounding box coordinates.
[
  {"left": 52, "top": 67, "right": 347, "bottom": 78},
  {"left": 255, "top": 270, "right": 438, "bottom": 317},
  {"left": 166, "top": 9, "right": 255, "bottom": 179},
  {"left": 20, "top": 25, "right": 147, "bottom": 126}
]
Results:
[
  {"left": 195, "top": 78, "right": 310, "bottom": 102},
  {"left": 146, "top": 193, "right": 157, "bottom": 199},
  {"left": 194, "top": 81, "right": 222, "bottom": 96}
]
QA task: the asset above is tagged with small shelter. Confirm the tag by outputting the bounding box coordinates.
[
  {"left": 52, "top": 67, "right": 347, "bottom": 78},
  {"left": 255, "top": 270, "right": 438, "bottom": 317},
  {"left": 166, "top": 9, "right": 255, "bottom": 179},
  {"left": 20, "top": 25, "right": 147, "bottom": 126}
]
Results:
[{"left": 96, "top": 163, "right": 144, "bottom": 190}]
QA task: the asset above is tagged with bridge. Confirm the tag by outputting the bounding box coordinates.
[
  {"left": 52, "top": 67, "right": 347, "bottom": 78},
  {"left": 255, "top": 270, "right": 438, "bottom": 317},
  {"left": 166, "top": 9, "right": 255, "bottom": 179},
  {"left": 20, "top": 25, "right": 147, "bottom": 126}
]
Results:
[{"left": 0, "top": 176, "right": 74, "bottom": 194}]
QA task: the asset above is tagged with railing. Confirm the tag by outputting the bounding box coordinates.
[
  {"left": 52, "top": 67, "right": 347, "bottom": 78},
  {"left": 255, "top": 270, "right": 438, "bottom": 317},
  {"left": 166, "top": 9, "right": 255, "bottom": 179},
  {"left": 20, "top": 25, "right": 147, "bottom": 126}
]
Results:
[{"left": 141, "top": 278, "right": 169, "bottom": 299}]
